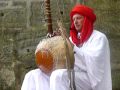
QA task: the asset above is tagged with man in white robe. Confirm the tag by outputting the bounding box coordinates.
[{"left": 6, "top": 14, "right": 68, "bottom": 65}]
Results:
[
  {"left": 50, "top": 4, "right": 112, "bottom": 90},
  {"left": 50, "top": 30, "right": 112, "bottom": 90}
]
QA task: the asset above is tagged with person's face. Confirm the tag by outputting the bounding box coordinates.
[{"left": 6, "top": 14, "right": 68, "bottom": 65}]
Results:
[{"left": 73, "top": 14, "right": 84, "bottom": 32}]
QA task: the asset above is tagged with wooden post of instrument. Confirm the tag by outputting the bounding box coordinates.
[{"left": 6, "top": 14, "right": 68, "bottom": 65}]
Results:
[{"left": 45, "top": 0, "right": 53, "bottom": 35}]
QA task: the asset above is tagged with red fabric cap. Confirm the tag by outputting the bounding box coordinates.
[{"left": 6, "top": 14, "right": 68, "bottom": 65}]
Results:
[
  {"left": 70, "top": 4, "right": 96, "bottom": 46},
  {"left": 70, "top": 4, "right": 96, "bottom": 23}
]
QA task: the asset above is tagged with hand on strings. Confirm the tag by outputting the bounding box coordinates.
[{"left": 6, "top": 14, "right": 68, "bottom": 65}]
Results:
[{"left": 46, "top": 30, "right": 61, "bottom": 38}]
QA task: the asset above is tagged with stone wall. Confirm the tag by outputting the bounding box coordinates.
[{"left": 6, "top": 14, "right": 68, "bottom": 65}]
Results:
[
  {"left": 0, "top": 0, "right": 46, "bottom": 90},
  {"left": 0, "top": 0, "right": 120, "bottom": 90},
  {"left": 0, "top": 0, "right": 71, "bottom": 90}
]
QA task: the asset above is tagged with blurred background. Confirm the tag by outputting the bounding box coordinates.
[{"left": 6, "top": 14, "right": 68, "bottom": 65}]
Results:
[{"left": 0, "top": 0, "right": 120, "bottom": 90}]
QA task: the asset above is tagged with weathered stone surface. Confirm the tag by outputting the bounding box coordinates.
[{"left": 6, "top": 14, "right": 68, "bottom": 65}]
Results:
[
  {"left": 86, "top": 0, "right": 120, "bottom": 34},
  {"left": 0, "top": 2, "right": 8, "bottom": 8},
  {"left": 0, "top": 67, "right": 15, "bottom": 87}
]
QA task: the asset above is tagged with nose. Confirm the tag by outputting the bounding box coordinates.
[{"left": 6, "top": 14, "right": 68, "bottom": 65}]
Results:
[{"left": 74, "top": 18, "right": 78, "bottom": 24}]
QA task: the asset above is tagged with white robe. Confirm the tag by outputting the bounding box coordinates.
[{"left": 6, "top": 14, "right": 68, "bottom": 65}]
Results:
[
  {"left": 21, "top": 69, "right": 50, "bottom": 90},
  {"left": 50, "top": 30, "right": 112, "bottom": 90},
  {"left": 21, "top": 30, "right": 112, "bottom": 90}
]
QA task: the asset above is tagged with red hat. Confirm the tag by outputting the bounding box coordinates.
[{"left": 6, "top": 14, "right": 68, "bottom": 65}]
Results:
[
  {"left": 70, "top": 4, "right": 96, "bottom": 22},
  {"left": 70, "top": 4, "right": 96, "bottom": 46}
]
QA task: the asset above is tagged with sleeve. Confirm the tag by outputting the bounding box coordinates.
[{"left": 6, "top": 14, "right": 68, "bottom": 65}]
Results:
[
  {"left": 21, "top": 71, "right": 36, "bottom": 90},
  {"left": 74, "top": 34, "right": 110, "bottom": 88}
]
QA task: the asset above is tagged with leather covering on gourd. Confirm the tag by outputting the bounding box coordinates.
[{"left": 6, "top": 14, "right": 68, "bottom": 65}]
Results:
[{"left": 35, "top": 35, "right": 74, "bottom": 72}]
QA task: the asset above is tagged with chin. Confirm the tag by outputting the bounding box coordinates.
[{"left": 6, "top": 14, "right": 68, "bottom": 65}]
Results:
[
  {"left": 75, "top": 27, "right": 81, "bottom": 32},
  {"left": 76, "top": 29, "right": 81, "bottom": 32}
]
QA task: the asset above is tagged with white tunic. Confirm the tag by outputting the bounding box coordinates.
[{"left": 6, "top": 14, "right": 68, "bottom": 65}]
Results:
[
  {"left": 21, "top": 69, "right": 50, "bottom": 90},
  {"left": 50, "top": 30, "right": 112, "bottom": 90}
]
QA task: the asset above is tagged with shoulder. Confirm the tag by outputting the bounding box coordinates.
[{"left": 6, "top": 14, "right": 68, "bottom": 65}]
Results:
[
  {"left": 91, "top": 30, "right": 108, "bottom": 41},
  {"left": 86, "top": 30, "right": 109, "bottom": 47},
  {"left": 92, "top": 30, "right": 106, "bottom": 38},
  {"left": 25, "top": 69, "right": 41, "bottom": 78}
]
